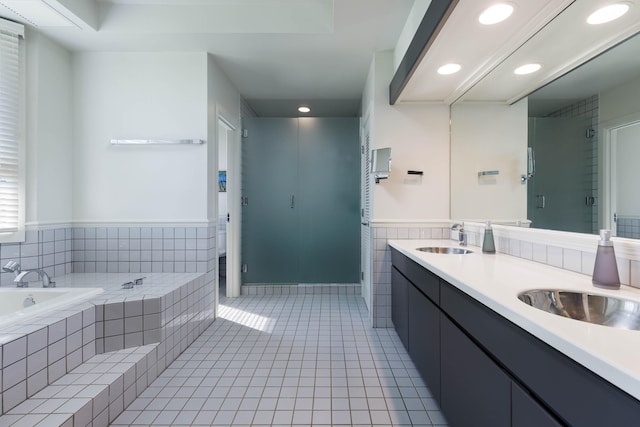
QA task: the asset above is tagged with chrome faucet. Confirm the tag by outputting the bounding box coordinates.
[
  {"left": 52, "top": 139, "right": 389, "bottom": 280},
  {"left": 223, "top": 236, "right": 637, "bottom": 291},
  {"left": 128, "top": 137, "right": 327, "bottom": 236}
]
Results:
[
  {"left": 451, "top": 223, "right": 467, "bottom": 246},
  {"left": 14, "top": 269, "right": 56, "bottom": 288}
]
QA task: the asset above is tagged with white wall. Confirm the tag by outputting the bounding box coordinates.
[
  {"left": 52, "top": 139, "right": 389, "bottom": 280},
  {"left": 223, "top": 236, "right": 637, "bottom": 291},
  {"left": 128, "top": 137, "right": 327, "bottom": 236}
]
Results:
[
  {"left": 450, "top": 100, "right": 528, "bottom": 221},
  {"left": 600, "top": 74, "right": 640, "bottom": 124},
  {"left": 615, "top": 122, "right": 640, "bottom": 215},
  {"left": 25, "top": 30, "right": 74, "bottom": 225},
  {"left": 363, "top": 50, "right": 449, "bottom": 221},
  {"left": 206, "top": 54, "right": 240, "bottom": 223},
  {"left": 72, "top": 52, "right": 209, "bottom": 223}
]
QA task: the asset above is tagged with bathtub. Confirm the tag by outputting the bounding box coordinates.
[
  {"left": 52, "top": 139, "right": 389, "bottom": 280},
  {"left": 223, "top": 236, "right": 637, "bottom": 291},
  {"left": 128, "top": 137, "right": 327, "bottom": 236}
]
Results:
[{"left": 0, "top": 287, "right": 103, "bottom": 330}]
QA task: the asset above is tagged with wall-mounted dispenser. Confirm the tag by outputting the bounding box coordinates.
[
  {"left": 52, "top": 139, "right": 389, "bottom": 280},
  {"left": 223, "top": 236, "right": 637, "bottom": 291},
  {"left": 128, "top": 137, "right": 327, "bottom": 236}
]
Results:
[{"left": 371, "top": 147, "right": 391, "bottom": 183}]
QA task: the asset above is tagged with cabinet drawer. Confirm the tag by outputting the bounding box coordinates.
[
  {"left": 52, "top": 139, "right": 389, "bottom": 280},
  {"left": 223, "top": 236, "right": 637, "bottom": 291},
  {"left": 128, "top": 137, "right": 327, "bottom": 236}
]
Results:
[
  {"left": 440, "top": 282, "right": 640, "bottom": 426},
  {"left": 391, "top": 248, "right": 439, "bottom": 303}
]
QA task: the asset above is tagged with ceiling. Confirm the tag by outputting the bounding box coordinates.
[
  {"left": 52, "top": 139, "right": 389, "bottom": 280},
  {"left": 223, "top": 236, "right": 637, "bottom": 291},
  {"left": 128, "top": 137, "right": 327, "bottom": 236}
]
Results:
[
  {"left": 528, "top": 32, "right": 640, "bottom": 116},
  {"left": 396, "top": 0, "right": 640, "bottom": 106},
  {"left": 0, "top": 0, "right": 415, "bottom": 117}
]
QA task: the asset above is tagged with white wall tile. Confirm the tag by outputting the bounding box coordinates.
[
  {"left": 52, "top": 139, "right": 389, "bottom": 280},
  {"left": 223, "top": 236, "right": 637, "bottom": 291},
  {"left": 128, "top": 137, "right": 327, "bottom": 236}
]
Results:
[
  {"left": 3, "top": 337, "right": 26, "bottom": 368},
  {"left": 547, "top": 246, "right": 563, "bottom": 268},
  {"left": 563, "top": 249, "right": 582, "bottom": 273},
  {"left": 3, "top": 358, "right": 26, "bottom": 390}
]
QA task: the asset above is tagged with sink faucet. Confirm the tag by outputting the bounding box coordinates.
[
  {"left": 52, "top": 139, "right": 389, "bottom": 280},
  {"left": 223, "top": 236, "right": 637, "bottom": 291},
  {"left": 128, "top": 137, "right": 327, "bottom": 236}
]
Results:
[
  {"left": 451, "top": 223, "right": 467, "bottom": 246},
  {"left": 14, "top": 269, "right": 56, "bottom": 288}
]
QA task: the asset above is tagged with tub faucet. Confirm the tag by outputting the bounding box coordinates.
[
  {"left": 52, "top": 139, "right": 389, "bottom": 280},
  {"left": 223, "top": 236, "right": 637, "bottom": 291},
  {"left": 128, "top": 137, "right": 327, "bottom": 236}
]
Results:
[{"left": 14, "top": 269, "right": 56, "bottom": 288}]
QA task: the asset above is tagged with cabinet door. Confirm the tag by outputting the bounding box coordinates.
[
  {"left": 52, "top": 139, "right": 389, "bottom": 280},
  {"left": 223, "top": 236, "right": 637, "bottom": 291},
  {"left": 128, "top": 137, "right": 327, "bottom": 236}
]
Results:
[
  {"left": 408, "top": 284, "right": 440, "bottom": 403},
  {"left": 441, "top": 314, "right": 511, "bottom": 427},
  {"left": 391, "top": 267, "right": 409, "bottom": 350},
  {"left": 512, "top": 382, "right": 563, "bottom": 427}
]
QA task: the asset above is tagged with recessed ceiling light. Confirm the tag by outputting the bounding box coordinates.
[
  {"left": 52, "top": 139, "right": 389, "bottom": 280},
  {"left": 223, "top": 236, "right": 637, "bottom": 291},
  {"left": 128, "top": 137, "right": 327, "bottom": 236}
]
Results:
[
  {"left": 437, "top": 63, "right": 462, "bottom": 75},
  {"left": 298, "top": 106, "right": 311, "bottom": 113},
  {"left": 479, "top": 3, "right": 514, "bottom": 25},
  {"left": 514, "top": 63, "right": 541, "bottom": 75},
  {"left": 587, "top": 3, "right": 630, "bottom": 25}
]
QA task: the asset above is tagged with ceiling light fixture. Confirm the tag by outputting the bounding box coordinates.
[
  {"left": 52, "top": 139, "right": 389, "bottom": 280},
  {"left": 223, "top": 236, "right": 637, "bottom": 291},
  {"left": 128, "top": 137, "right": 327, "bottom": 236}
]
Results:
[
  {"left": 587, "top": 3, "right": 630, "bottom": 24},
  {"left": 479, "top": 3, "right": 514, "bottom": 25},
  {"left": 514, "top": 63, "right": 541, "bottom": 75},
  {"left": 298, "top": 106, "right": 311, "bottom": 113},
  {"left": 437, "top": 63, "right": 462, "bottom": 75}
]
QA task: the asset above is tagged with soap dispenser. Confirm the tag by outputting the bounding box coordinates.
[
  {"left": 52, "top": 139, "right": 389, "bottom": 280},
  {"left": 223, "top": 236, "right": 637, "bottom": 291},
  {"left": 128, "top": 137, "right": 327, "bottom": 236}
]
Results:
[
  {"left": 482, "top": 221, "right": 496, "bottom": 254},
  {"left": 592, "top": 229, "right": 620, "bottom": 289}
]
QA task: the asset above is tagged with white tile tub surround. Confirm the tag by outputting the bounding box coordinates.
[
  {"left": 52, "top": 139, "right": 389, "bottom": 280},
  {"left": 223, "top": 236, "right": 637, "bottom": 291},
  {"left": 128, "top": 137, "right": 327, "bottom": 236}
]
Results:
[
  {"left": 1, "top": 345, "right": 160, "bottom": 427},
  {"left": 0, "top": 272, "right": 214, "bottom": 415},
  {"left": 0, "top": 227, "right": 73, "bottom": 287},
  {"left": 371, "top": 221, "right": 451, "bottom": 328},
  {"left": 71, "top": 225, "right": 215, "bottom": 276}
]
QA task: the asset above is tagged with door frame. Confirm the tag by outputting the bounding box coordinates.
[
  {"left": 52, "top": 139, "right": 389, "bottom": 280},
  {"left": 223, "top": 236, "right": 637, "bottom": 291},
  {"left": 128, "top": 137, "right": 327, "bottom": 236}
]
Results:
[
  {"left": 218, "top": 114, "right": 241, "bottom": 298},
  {"left": 360, "top": 115, "right": 372, "bottom": 314},
  {"left": 601, "top": 112, "right": 640, "bottom": 235}
]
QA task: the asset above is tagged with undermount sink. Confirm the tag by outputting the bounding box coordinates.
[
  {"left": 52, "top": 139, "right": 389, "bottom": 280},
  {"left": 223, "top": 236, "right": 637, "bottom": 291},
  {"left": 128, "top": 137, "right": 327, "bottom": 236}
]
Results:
[
  {"left": 416, "top": 247, "right": 473, "bottom": 255},
  {"left": 518, "top": 289, "right": 640, "bottom": 330}
]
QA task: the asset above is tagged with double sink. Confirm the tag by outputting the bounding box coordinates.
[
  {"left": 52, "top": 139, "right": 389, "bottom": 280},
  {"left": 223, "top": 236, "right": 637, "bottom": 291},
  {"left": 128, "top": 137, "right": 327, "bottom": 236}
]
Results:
[{"left": 415, "top": 246, "right": 640, "bottom": 331}]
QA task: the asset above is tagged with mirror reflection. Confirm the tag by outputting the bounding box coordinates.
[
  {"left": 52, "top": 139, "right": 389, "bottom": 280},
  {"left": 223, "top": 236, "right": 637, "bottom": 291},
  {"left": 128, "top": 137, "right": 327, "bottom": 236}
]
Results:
[{"left": 527, "top": 33, "right": 640, "bottom": 238}]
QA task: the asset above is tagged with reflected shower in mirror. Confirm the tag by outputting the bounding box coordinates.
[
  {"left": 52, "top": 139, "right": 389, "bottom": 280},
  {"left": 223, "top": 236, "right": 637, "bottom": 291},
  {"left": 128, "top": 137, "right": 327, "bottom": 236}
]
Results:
[{"left": 527, "top": 32, "right": 640, "bottom": 238}]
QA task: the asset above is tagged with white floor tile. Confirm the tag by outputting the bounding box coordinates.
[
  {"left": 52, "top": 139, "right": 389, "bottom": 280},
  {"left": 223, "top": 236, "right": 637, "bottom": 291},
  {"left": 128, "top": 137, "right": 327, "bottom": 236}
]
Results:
[{"left": 112, "top": 293, "right": 447, "bottom": 426}]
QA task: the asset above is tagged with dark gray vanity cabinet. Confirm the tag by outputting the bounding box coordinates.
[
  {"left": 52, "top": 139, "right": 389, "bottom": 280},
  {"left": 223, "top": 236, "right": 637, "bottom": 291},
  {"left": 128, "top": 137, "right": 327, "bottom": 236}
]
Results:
[
  {"left": 440, "top": 313, "right": 511, "bottom": 427},
  {"left": 512, "top": 383, "right": 562, "bottom": 427},
  {"left": 391, "top": 267, "right": 409, "bottom": 349},
  {"left": 407, "top": 283, "right": 440, "bottom": 403},
  {"left": 441, "top": 280, "right": 640, "bottom": 426},
  {"left": 391, "top": 248, "right": 441, "bottom": 402},
  {"left": 390, "top": 247, "right": 640, "bottom": 427}
]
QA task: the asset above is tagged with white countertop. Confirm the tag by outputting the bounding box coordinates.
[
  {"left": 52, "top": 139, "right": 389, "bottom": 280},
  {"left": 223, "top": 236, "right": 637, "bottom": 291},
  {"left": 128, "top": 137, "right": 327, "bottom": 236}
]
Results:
[{"left": 388, "top": 239, "right": 640, "bottom": 400}]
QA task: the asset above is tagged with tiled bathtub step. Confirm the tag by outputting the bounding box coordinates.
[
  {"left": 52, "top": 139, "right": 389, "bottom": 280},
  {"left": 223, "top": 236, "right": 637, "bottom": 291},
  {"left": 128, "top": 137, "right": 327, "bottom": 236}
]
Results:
[{"left": 0, "top": 344, "right": 159, "bottom": 427}]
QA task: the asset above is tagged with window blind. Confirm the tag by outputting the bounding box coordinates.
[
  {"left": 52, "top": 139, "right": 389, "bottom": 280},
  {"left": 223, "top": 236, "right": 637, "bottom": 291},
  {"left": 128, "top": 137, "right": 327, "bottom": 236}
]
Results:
[{"left": 0, "top": 20, "right": 24, "bottom": 235}]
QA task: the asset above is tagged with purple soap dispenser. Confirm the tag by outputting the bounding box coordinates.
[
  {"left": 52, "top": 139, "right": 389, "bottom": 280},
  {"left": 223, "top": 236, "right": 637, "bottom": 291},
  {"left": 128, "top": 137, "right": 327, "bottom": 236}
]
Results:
[{"left": 592, "top": 230, "right": 620, "bottom": 290}]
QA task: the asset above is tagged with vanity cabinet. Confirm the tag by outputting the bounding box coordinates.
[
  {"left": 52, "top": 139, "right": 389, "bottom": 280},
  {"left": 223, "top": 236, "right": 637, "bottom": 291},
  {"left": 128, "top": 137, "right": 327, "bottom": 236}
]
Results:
[
  {"left": 511, "top": 383, "right": 562, "bottom": 427},
  {"left": 391, "top": 248, "right": 441, "bottom": 401},
  {"left": 407, "top": 283, "right": 440, "bottom": 403},
  {"left": 390, "top": 247, "right": 640, "bottom": 427},
  {"left": 391, "top": 267, "right": 409, "bottom": 349},
  {"left": 440, "top": 313, "right": 510, "bottom": 427}
]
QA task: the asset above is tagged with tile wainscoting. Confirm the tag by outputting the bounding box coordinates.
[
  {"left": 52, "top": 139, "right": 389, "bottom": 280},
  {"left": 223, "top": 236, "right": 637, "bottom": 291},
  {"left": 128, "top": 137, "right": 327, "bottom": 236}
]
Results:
[
  {"left": 370, "top": 222, "right": 451, "bottom": 328},
  {"left": 0, "top": 224, "right": 216, "bottom": 287}
]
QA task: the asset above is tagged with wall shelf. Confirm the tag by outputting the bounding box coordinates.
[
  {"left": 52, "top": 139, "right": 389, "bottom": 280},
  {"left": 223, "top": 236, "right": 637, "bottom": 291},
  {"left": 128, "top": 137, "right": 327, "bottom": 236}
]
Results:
[{"left": 110, "top": 139, "right": 204, "bottom": 145}]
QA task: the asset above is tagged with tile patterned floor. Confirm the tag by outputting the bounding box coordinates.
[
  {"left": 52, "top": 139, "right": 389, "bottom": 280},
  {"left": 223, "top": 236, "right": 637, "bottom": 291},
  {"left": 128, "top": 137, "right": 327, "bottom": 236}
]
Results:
[{"left": 110, "top": 292, "right": 448, "bottom": 426}]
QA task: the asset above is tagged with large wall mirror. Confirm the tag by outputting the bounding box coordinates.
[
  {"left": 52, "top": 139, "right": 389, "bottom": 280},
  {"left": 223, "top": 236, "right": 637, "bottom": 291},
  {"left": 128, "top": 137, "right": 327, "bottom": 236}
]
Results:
[
  {"left": 527, "top": 33, "right": 640, "bottom": 238},
  {"left": 450, "top": 0, "right": 640, "bottom": 239}
]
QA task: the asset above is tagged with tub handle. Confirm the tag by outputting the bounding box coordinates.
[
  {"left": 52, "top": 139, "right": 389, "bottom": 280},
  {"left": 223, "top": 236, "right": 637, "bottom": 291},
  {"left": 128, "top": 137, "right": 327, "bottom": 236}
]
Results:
[
  {"left": 134, "top": 277, "right": 146, "bottom": 286},
  {"left": 121, "top": 282, "right": 134, "bottom": 289}
]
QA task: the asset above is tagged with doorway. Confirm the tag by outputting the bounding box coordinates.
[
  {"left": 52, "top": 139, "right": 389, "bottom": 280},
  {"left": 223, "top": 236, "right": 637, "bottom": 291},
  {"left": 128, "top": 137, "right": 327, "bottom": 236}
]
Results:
[
  {"left": 217, "top": 116, "right": 240, "bottom": 298},
  {"left": 603, "top": 117, "right": 640, "bottom": 237}
]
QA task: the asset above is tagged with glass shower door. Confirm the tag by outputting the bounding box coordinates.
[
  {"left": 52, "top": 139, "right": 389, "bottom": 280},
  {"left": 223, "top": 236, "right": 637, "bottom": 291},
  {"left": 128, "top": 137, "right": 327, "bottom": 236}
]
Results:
[
  {"left": 242, "top": 118, "right": 299, "bottom": 284},
  {"left": 528, "top": 117, "right": 593, "bottom": 233},
  {"left": 297, "top": 117, "right": 360, "bottom": 283}
]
